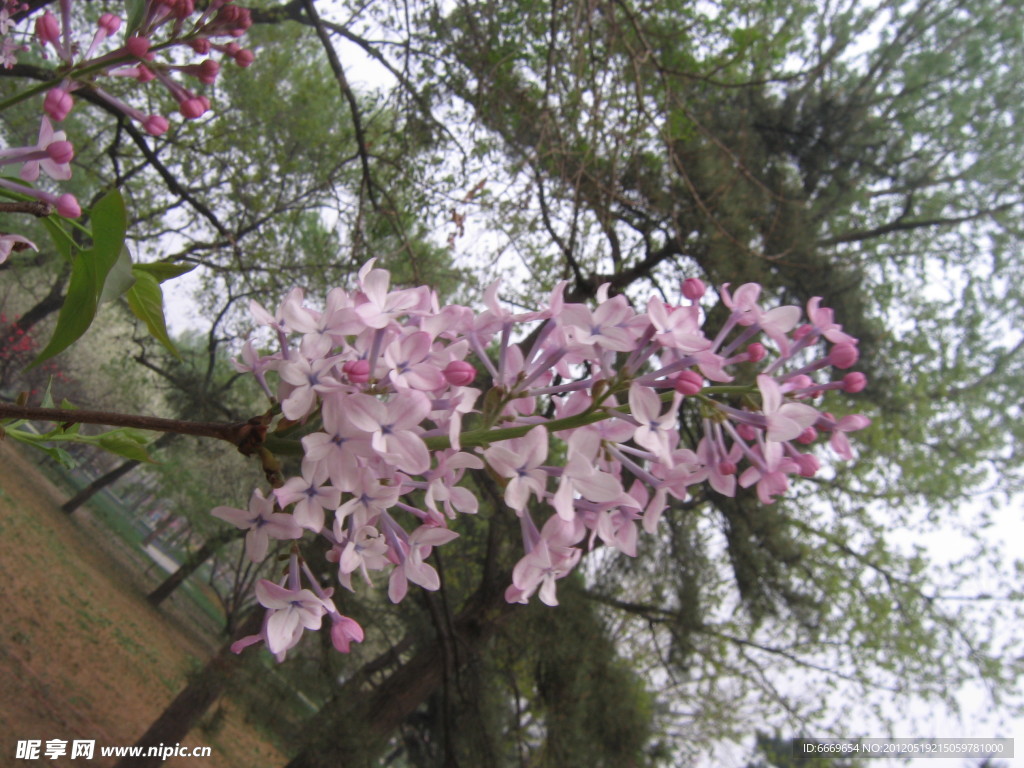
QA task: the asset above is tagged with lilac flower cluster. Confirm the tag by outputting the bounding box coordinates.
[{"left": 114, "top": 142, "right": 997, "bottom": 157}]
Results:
[
  {"left": 0, "top": 0, "right": 252, "bottom": 239},
  {"left": 219, "top": 261, "right": 870, "bottom": 659}
]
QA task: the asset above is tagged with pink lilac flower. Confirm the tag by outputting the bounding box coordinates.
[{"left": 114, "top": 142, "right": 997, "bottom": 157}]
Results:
[
  {"left": 217, "top": 261, "right": 869, "bottom": 656},
  {"left": 273, "top": 459, "right": 341, "bottom": 532},
  {"left": 211, "top": 489, "right": 302, "bottom": 562},
  {"left": 386, "top": 524, "right": 460, "bottom": 603},
  {"left": 758, "top": 374, "right": 819, "bottom": 442},
  {"left": 483, "top": 425, "right": 549, "bottom": 513},
  {"left": 628, "top": 383, "right": 682, "bottom": 464},
  {"left": 334, "top": 524, "right": 390, "bottom": 589},
  {"left": 255, "top": 579, "right": 330, "bottom": 656},
  {"left": 345, "top": 390, "right": 432, "bottom": 474},
  {"left": 0, "top": 233, "right": 37, "bottom": 264}
]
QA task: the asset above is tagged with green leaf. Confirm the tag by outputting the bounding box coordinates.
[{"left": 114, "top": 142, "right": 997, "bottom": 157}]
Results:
[
  {"left": 30, "top": 247, "right": 100, "bottom": 366},
  {"left": 30, "top": 189, "right": 129, "bottom": 367},
  {"left": 42, "top": 217, "right": 76, "bottom": 262},
  {"left": 124, "top": 0, "right": 146, "bottom": 37},
  {"left": 99, "top": 245, "right": 137, "bottom": 304},
  {"left": 89, "top": 188, "right": 128, "bottom": 282},
  {"left": 95, "top": 429, "right": 153, "bottom": 462},
  {"left": 126, "top": 270, "right": 180, "bottom": 358},
  {"left": 132, "top": 261, "right": 198, "bottom": 283},
  {"left": 3, "top": 428, "right": 77, "bottom": 468}
]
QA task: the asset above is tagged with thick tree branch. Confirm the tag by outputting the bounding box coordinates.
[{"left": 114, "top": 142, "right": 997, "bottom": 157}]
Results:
[{"left": 0, "top": 402, "right": 266, "bottom": 452}]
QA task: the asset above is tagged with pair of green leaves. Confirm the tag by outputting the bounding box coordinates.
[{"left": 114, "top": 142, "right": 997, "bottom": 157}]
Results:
[{"left": 33, "top": 188, "right": 195, "bottom": 366}]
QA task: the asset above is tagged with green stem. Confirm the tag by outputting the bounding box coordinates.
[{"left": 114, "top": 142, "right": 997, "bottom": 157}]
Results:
[{"left": 425, "top": 383, "right": 758, "bottom": 452}]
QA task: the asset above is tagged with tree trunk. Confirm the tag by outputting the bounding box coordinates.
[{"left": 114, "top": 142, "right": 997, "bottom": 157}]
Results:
[
  {"left": 113, "top": 608, "right": 263, "bottom": 768},
  {"left": 147, "top": 528, "right": 243, "bottom": 606},
  {"left": 62, "top": 433, "right": 178, "bottom": 514}
]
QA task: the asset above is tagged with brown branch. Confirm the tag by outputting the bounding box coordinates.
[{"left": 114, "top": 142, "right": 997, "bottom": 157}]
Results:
[
  {"left": 0, "top": 402, "right": 266, "bottom": 452},
  {"left": 818, "top": 201, "right": 1020, "bottom": 246},
  {"left": 298, "top": 0, "right": 378, "bottom": 210},
  {"left": 0, "top": 201, "right": 53, "bottom": 217}
]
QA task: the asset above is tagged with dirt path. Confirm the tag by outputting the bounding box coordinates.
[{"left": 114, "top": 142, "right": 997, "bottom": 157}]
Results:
[{"left": 0, "top": 440, "right": 286, "bottom": 768}]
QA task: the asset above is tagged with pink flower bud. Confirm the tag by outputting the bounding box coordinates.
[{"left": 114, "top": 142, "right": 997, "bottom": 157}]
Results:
[
  {"left": 796, "top": 426, "right": 817, "bottom": 445},
  {"left": 343, "top": 359, "right": 371, "bottom": 383},
  {"left": 136, "top": 65, "right": 156, "bottom": 83},
  {"left": 681, "top": 277, "right": 706, "bottom": 301},
  {"left": 144, "top": 115, "right": 169, "bottom": 136},
  {"left": 736, "top": 423, "right": 757, "bottom": 441},
  {"left": 190, "top": 38, "right": 212, "bottom": 54},
  {"left": 35, "top": 11, "right": 60, "bottom": 47},
  {"left": 98, "top": 13, "right": 121, "bottom": 35},
  {"left": 234, "top": 48, "right": 254, "bottom": 67},
  {"left": 46, "top": 140, "right": 74, "bottom": 164},
  {"left": 43, "top": 88, "right": 73, "bottom": 121},
  {"left": 170, "top": 0, "right": 194, "bottom": 19},
  {"left": 673, "top": 369, "right": 703, "bottom": 396},
  {"left": 718, "top": 460, "right": 737, "bottom": 476},
  {"left": 55, "top": 194, "right": 81, "bottom": 218},
  {"left": 745, "top": 342, "right": 765, "bottom": 362},
  {"left": 842, "top": 372, "right": 867, "bottom": 393},
  {"left": 793, "top": 323, "right": 813, "bottom": 340},
  {"left": 179, "top": 97, "right": 208, "bottom": 119},
  {"left": 126, "top": 36, "right": 151, "bottom": 58},
  {"left": 443, "top": 360, "right": 476, "bottom": 387},
  {"left": 785, "top": 374, "right": 813, "bottom": 392},
  {"left": 197, "top": 59, "right": 220, "bottom": 84},
  {"left": 829, "top": 342, "right": 859, "bottom": 369},
  {"left": 794, "top": 453, "right": 820, "bottom": 477}
]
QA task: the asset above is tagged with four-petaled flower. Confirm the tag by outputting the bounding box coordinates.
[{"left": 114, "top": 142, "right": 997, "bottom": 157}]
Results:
[{"left": 211, "top": 489, "right": 302, "bottom": 562}]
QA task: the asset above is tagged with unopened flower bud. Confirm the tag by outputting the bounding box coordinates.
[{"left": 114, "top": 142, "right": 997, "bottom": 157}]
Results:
[
  {"left": 98, "top": 13, "right": 121, "bottom": 36},
  {"left": 745, "top": 342, "right": 765, "bottom": 362},
  {"left": 794, "top": 453, "right": 820, "bottom": 477},
  {"left": 673, "top": 369, "right": 703, "bottom": 396},
  {"left": 144, "top": 115, "right": 169, "bottom": 136},
  {"left": 784, "top": 374, "right": 813, "bottom": 393},
  {"left": 343, "top": 359, "right": 370, "bottom": 383},
  {"left": 234, "top": 48, "right": 254, "bottom": 67},
  {"left": 46, "top": 140, "right": 74, "bottom": 165},
  {"left": 829, "top": 342, "right": 859, "bottom": 369},
  {"left": 190, "top": 38, "right": 212, "bottom": 54},
  {"left": 842, "top": 372, "right": 867, "bottom": 393},
  {"left": 56, "top": 194, "right": 81, "bottom": 218},
  {"left": 136, "top": 65, "right": 156, "bottom": 83},
  {"left": 443, "top": 360, "right": 476, "bottom": 387},
  {"left": 126, "top": 36, "right": 151, "bottom": 58},
  {"left": 43, "top": 88, "right": 73, "bottom": 121},
  {"left": 718, "top": 460, "right": 737, "bottom": 476},
  {"left": 180, "top": 97, "right": 209, "bottom": 119},
  {"left": 796, "top": 426, "right": 817, "bottom": 445},
  {"left": 35, "top": 11, "right": 60, "bottom": 47},
  {"left": 170, "top": 0, "right": 194, "bottom": 19},
  {"left": 736, "top": 423, "right": 757, "bottom": 441},
  {"left": 197, "top": 59, "right": 220, "bottom": 84},
  {"left": 793, "top": 323, "right": 814, "bottom": 340},
  {"left": 682, "top": 277, "right": 706, "bottom": 301}
]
